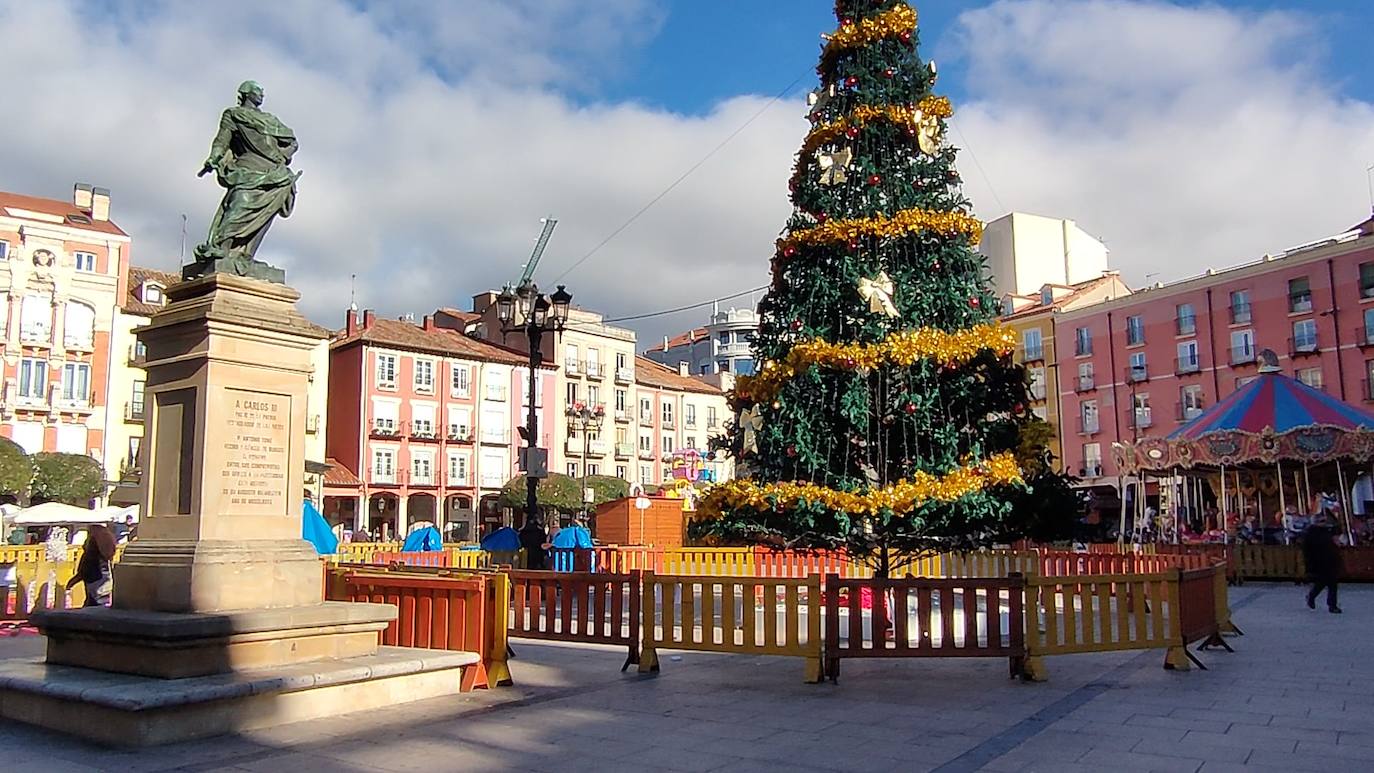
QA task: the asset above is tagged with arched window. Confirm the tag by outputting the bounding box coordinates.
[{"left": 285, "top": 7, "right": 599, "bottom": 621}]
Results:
[
  {"left": 20, "top": 295, "right": 50, "bottom": 343},
  {"left": 63, "top": 301, "right": 96, "bottom": 350}
]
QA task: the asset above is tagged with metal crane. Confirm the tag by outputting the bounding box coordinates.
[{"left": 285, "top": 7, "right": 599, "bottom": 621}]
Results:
[{"left": 515, "top": 217, "right": 558, "bottom": 289}]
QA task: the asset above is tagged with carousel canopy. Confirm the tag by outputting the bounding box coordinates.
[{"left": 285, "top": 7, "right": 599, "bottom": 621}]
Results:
[
  {"left": 1171, "top": 371, "right": 1374, "bottom": 439},
  {"left": 1116, "top": 360, "right": 1374, "bottom": 472}
]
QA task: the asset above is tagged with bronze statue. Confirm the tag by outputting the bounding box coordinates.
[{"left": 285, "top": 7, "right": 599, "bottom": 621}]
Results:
[{"left": 188, "top": 80, "right": 298, "bottom": 282}]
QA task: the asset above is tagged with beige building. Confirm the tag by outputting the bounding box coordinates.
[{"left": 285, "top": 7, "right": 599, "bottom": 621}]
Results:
[
  {"left": 981, "top": 212, "right": 1111, "bottom": 297},
  {"left": 105, "top": 266, "right": 331, "bottom": 506}
]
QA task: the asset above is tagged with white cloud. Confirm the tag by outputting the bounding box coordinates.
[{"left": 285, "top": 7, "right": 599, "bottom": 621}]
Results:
[
  {"left": 943, "top": 0, "right": 1374, "bottom": 283},
  {"left": 3, "top": 0, "right": 1373, "bottom": 346}
]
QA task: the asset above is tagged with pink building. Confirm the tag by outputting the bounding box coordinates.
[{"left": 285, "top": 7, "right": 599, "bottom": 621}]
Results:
[
  {"left": 324, "top": 309, "right": 555, "bottom": 541},
  {"left": 1056, "top": 217, "right": 1374, "bottom": 496}
]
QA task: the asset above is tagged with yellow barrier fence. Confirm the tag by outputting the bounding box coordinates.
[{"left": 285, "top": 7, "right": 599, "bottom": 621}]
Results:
[
  {"left": 659, "top": 548, "right": 757, "bottom": 577},
  {"left": 640, "top": 571, "right": 822, "bottom": 682},
  {"left": 3, "top": 559, "right": 85, "bottom": 617},
  {"left": 1022, "top": 571, "right": 1181, "bottom": 681},
  {"left": 1233, "top": 545, "right": 1305, "bottom": 581},
  {"left": 893, "top": 550, "right": 1040, "bottom": 580}
]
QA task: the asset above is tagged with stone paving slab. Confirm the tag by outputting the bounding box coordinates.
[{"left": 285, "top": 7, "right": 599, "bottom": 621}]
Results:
[{"left": 0, "top": 584, "right": 1371, "bottom": 771}]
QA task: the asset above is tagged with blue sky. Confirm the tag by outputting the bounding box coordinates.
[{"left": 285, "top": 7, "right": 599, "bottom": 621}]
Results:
[
  {"left": 3, "top": 0, "right": 1374, "bottom": 341},
  {"left": 601, "top": 1, "right": 1374, "bottom": 113}
]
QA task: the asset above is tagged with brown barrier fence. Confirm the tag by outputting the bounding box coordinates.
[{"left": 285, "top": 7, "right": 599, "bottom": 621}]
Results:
[
  {"left": 508, "top": 570, "right": 640, "bottom": 670},
  {"left": 822, "top": 574, "right": 1026, "bottom": 683},
  {"left": 1178, "top": 566, "right": 1229, "bottom": 665}
]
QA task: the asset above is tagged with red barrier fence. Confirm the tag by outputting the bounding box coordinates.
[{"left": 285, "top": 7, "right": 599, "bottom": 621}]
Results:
[
  {"left": 341, "top": 570, "right": 497, "bottom": 690},
  {"left": 823, "top": 574, "right": 1026, "bottom": 683},
  {"left": 755, "top": 548, "right": 859, "bottom": 579},
  {"left": 508, "top": 570, "right": 640, "bottom": 670}
]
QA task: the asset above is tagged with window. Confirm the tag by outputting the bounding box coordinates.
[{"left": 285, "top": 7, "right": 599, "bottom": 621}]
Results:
[
  {"left": 616, "top": 465, "right": 627, "bottom": 480},
  {"left": 484, "top": 375, "right": 507, "bottom": 401},
  {"left": 1362, "top": 263, "right": 1374, "bottom": 299},
  {"left": 372, "top": 401, "right": 399, "bottom": 434},
  {"left": 480, "top": 452, "right": 506, "bottom": 487},
  {"left": 707, "top": 406, "right": 719, "bottom": 427},
  {"left": 518, "top": 371, "right": 542, "bottom": 407},
  {"left": 130, "top": 379, "right": 146, "bottom": 420},
  {"left": 1231, "top": 330, "right": 1255, "bottom": 363},
  {"left": 143, "top": 283, "right": 164, "bottom": 305},
  {"left": 411, "top": 405, "right": 436, "bottom": 437},
  {"left": 639, "top": 434, "right": 652, "bottom": 452},
  {"left": 1288, "top": 277, "right": 1312, "bottom": 313},
  {"left": 19, "top": 358, "right": 47, "bottom": 401},
  {"left": 662, "top": 436, "right": 674, "bottom": 454},
  {"left": 21, "top": 294, "right": 50, "bottom": 343},
  {"left": 61, "top": 363, "right": 91, "bottom": 404},
  {"left": 412, "top": 453, "right": 434, "bottom": 484},
  {"left": 480, "top": 409, "right": 505, "bottom": 442},
  {"left": 63, "top": 302, "right": 95, "bottom": 349},
  {"left": 733, "top": 358, "right": 756, "bottom": 376},
  {"left": 1176, "top": 341, "right": 1199, "bottom": 373},
  {"left": 448, "top": 454, "right": 469, "bottom": 485},
  {"left": 686, "top": 404, "right": 697, "bottom": 427},
  {"left": 564, "top": 344, "right": 579, "bottom": 372},
  {"left": 1082, "top": 443, "right": 1102, "bottom": 474},
  {"left": 372, "top": 449, "right": 396, "bottom": 483},
  {"left": 1128, "top": 351, "right": 1147, "bottom": 381},
  {"left": 615, "top": 352, "right": 628, "bottom": 370},
  {"left": 0, "top": 241, "right": 7, "bottom": 260},
  {"left": 1040, "top": 287, "right": 1054, "bottom": 306},
  {"left": 375, "top": 353, "right": 397, "bottom": 389},
  {"left": 451, "top": 365, "right": 470, "bottom": 397},
  {"left": 1292, "top": 319, "right": 1317, "bottom": 352},
  {"left": 1075, "top": 327, "right": 1092, "bottom": 356},
  {"left": 1125, "top": 315, "right": 1145, "bottom": 346},
  {"left": 615, "top": 427, "right": 629, "bottom": 444},
  {"left": 640, "top": 465, "right": 652, "bottom": 484},
  {"left": 662, "top": 402, "right": 674, "bottom": 425},
  {"left": 686, "top": 436, "right": 697, "bottom": 449},
  {"left": 1364, "top": 308, "right": 1374, "bottom": 344},
  {"left": 1297, "top": 367, "right": 1324, "bottom": 391},
  {"left": 587, "top": 385, "right": 600, "bottom": 409},
  {"left": 717, "top": 332, "right": 730, "bottom": 346},
  {"left": 1176, "top": 303, "right": 1196, "bottom": 336},
  {"left": 567, "top": 463, "right": 578, "bottom": 477},
  {"left": 1076, "top": 362, "right": 1095, "bottom": 391},
  {"left": 414, "top": 359, "right": 434, "bottom": 392},
  {"left": 639, "top": 397, "right": 653, "bottom": 422},
  {"left": 1022, "top": 328, "right": 1043, "bottom": 360},
  {"left": 615, "top": 389, "right": 627, "bottom": 412},
  {"left": 74, "top": 251, "right": 96, "bottom": 272},
  {"left": 1133, "top": 393, "right": 1152, "bottom": 428},
  {"left": 1230, "top": 290, "right": 1251, "bottom": 324},
  {"left": 1028, "top": 366, "right": 1046, "bottom": 400},
  {"left": 566, "top": 382, "right": 578, "bottom": 406},
  {"left": 586, "top": 348, "right": 600, "bottom": 376},
  {"left": 588, "top": 463, "right": 599, "bottom": 476},
  {"left": 1180, "top": 384, "right": 1204, "bottom": 421},
  {"left": 1080, "top": 400, "right": 1099, "bottom": 433}
]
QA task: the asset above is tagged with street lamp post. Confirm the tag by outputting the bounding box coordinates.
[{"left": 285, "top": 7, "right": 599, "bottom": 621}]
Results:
[
  {"left": 565, "top": 402, "right": 606, "bottom": 523},
  {"left": 496, "top": 282, "right": 572, "bottom": 527}
]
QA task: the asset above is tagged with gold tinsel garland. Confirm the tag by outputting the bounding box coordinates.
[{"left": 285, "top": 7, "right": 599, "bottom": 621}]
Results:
[
  {"left": 776, "top": 207, "right": 985, "bottom": 259},
  {"left": 823, "top": 4, "right": 918, "bottom": 56},
  {"left": 799, "top": 97, "right": 953, "bottom": 162},
  {"left": 732, "top": 324, "right": 1016, "bottom": 405},
  {"left": 699, "top": 452, "right": 1022, "bottom": 518}
]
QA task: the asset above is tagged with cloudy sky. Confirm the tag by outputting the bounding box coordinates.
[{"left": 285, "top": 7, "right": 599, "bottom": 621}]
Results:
[{"left": 3, "top": 0, "right": 1373, "bottom": 343}]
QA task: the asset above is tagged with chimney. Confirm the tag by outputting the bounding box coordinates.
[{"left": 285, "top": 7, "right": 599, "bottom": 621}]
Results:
[
  {"left": 472, "top": 292, "right": 496, "bottom": 314},
  {"left": 663, "top": 335, "right": 669, "bottom": 351},
  {"left": 345, "top": 308, "right": 358, "bottom": 336},
  {"left": 677, "top": 361, "right": 689, "bottom": 377},
  {"left": 362, "top": 310, "right": 376, "bottom": 328},
  {"left": 91, "top": 187, "right": 111, "bottom": 221},
  {"left": 73, "top": 183, "right": 93, "bottom": 210},
  {"left": 422, "top": 314, "right": 434, "bottom": 331}
]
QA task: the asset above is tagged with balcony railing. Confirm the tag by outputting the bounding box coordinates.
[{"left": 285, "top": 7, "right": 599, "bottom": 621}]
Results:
[
  {"left": 1075, "top": 341, "right": 1092, "bottom": 357},
  {"left": 1230, "top": 346, "right": 1257, "bottom": 366},
  {"left": 1289, "top": 336, "right": 1320, "bottom": 358},
  {"left": 1075, "top": 375, "right": 1096, "bottom": 393},
  {"left": 615, "top": 366, "right": 634, "bottom": 384},
  {"left": 1077, "top": 417, "right": 1101, "bottom": 436},
  {"left": 1079, "top": 462, "right": 1105, "bottom": 478},
  {"left": 588, "top": 439, "right": 608, "bottom": 455},
  {"left": 707, "top": 418, "right": 720, "bottom": 428},
  {"left": 1290, "top": 296, "right": 1313, "bottom": 314},
  {"left": 1125, "top": 365, "right": 1149, "bottom": 384},
  {"left": 124, "top": 402, "right": 145, "bottom": 422},
  {"left": 565, "top": 439, "right": 583, "bottom": 455},
  {"left": 1174, "top": 357, "right": 1201, "bottom": 376},
  {"left": 615, "top": 442, "right": 634, "bottom": 458},
  {"left": 410, "top": 471, "right": 437, "bottom": 487},
  {"left": 479, "top": 474, "right": 506, "bottom": 488},
  {"left": 371, "top": 471, "right": 397, "bottom": 485},
  {"left": 447, "top": 426, "right": 472, "bottom": 442},
  {"left": 1176, "top": 402, "right": 1205, "bottom": 423},
  {"left": 661, "top": 417, "right": 676, "bottom": 429},
  {"left": 20, "top": 327, "right": 51, "bottom": 346},
  {"left": 614, "top": 409, "right": 630, "bottom": 422},
  {"left": 638, "top": 446, "right": 655, "bottom": 460},
  {"left": 480, "top": 429, "right": 511, "bottom": 445},
  {"left": 1175, "top": 317, "right": 1197, "bottom": 336},
  {"left": 370, "top": 421, "right": 400, "bottom": 438},
  {"left": 564, "top": 359, "right": 580, "bottom": 376},
  {"left": 1356, "top": 326, "right": 1374, "bottom": 348},
  {"left": 585, "top": 362, "right": 604, "bottom": 380},
  {"left": 1230, "top": 303, "right": 1252, "bottom": 324},
  {"left": 1029, "top": 384, "right": 1047, "bottom": 401},
  {"left": 1127, "top": 409, "right": 1153, "bottom": 430},
  {"left": 409, "top": 422, "right": 439, "bottom": 441},
  {"left": 1020, "top": 346, "right": 1045, "bottom": 363},
  {"left": 484, "top": 384, "right": 508, "bottom": 401},
  {"left": 639, "top": 411, "right": 653, "bottom": 423}
]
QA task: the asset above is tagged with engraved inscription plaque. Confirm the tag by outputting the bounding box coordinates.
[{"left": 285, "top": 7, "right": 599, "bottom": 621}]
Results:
[{"left": 221, "top": 388, "right": 290, "bottom": 516}]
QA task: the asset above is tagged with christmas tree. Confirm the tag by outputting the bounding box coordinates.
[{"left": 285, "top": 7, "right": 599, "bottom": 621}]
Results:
[{"left": 696, "top": 1, "right": 1049, "bottom": 576}]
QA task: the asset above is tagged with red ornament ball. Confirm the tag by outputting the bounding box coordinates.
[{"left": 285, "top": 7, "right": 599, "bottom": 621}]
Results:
[
  {"left": 840, "top": 17, "right": 854, "bottom": 27},
  {"left": 969, "top": 297, "right": 981, "bottom": 308},
  {"left": 783, "top": 246, "right": 796, "bottom": 258},
  {"left": 904, "top": 402, "right": 917, "bottom": 415},
  {"left": 1013, "top": 403, "right": 1025, "bottom": 414},
  {"left": 817, "top": 212, "right": 828, "bottom": 223},
  {"left": 846, "top": 126, "right": 861, "bottom": 139},
  {"left": 933, "top": 261, "right": 941, "bottom": 270},
  {"left": 867, "top": 174, "right": 882, "bottom": 186},
  {"left": 884, "top": 68, "right": 897, "bottom": 79},
  {"left": 900, "top": 31, "right": 913, "bottom": 44},
  {"left": 844, "top": 76, "right": 859, "bottom": 88},
  {"left": 790, "top": 319, "right": 804, "bottom": 331},
  {"left": 786, "top": 445, "right": 798, "bottom": 458},
  {"left": 848, "top": 240, "right": 860, "bottom": 251}
]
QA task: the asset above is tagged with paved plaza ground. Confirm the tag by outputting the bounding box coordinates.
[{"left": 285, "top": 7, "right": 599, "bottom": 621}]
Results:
[{"left": 2, "top": 582, "right": 1372, "bottom": 772}]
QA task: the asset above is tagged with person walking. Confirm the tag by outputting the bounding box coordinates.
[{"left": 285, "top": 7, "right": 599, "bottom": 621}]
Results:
[
  {"left": 519, "top": 514, "right": 548, "bottom": 571},
  {"left": 1303, "top": 516, "right": 1343, "bottom": 614},
  {"left": 66, "top": 523, "right": 117, "bottom": 607}
]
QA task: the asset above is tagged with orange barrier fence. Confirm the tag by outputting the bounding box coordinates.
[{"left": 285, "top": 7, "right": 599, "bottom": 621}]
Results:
[
  {"left": 508, "top": 570, "right": 640, "bottom": 669},
  {"left": 372, "top": 551, "right": 450, "bottom": 568},
  {"left": 823, "top": 574, "right": 1026, "bottom": 683},
  {"left": 754, "top": 548, "right": 865, "bottom": 579}
]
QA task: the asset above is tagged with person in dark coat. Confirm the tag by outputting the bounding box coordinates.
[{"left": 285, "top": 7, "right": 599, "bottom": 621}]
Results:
[
  {"left": 519, "top": 515, "right": 548, "bottom": 571},
  {"left": 1303, "top": 517, "right": 1343, "bottom": 613}
]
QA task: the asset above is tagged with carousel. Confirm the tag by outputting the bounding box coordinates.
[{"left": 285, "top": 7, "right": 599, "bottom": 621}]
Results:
[{"left": 1113, "top": 353, "right": 1374, "bottom": 545}]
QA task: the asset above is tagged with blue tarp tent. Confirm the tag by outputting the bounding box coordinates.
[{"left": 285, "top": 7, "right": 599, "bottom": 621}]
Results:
[
  {"left": 302, "top": 500, "right": 338, "bottom": 556},
  {"left": 549, "top": 525, "right": 594, "bottom": 572},
  {"left": 480, "top": 527, "right": 520, "bottom": 551},
  {"left": 402, "top": 526, "right": 443, "bottom": 552}
]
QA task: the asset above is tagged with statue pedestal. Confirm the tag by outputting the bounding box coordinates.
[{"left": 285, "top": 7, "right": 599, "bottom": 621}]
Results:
[{"left": 1, "top": 275, "right": 472, "bottom": 744}]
